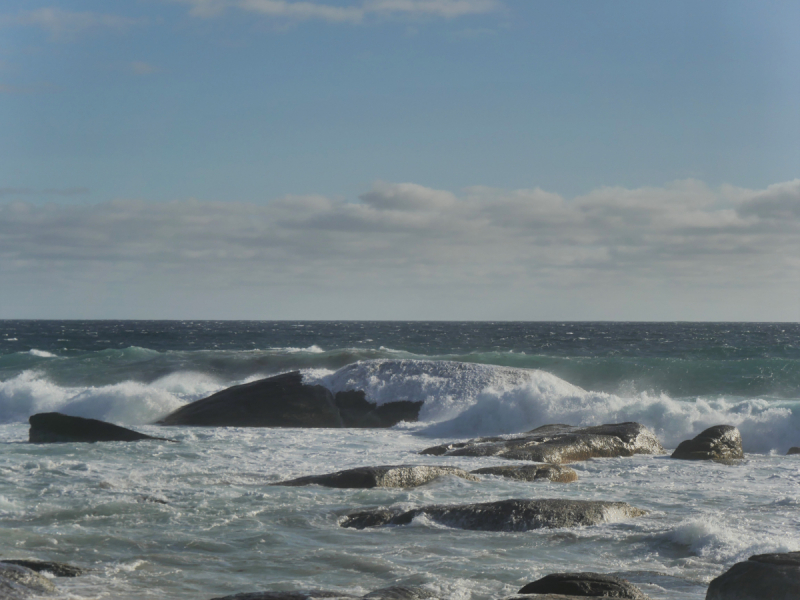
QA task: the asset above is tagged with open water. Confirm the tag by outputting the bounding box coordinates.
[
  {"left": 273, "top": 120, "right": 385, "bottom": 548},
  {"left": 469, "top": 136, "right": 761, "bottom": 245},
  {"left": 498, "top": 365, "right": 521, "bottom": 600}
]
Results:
[{"left": 1, "top": 321, "right": 799, "bottom": 599}]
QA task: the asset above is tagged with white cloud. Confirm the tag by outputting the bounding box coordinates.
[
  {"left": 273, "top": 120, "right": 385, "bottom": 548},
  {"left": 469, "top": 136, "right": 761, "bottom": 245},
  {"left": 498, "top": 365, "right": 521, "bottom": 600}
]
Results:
[{"left": 1, "top": 8, "right": 144, "bottom": 39}]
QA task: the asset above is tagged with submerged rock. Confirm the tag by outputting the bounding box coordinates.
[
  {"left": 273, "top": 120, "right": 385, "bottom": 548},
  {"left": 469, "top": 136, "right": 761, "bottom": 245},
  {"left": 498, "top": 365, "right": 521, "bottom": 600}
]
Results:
[
  {"left": 517, "top": 572, "right": 651, "bottom": 599},
  {"left": 471, "top": 464, "right": 578, "bottom": 483},
  {"left": 274, "top": 465, "right": 479, "bottom": 488},
  {"left": 671, "top": 425, "right": 744, "bottom": 461},
  {"left": 209, "top": 586, "right": 436, "bottom": 600},
  {"left": 705, "top": 552, "right": 800, "bottom": 599},
  {"left": 0, "top": 563, "right": 57, "bottom": 600},
  {"left": 787, "top": 447, "right": 800, "bottom": 455},
  {"left": 0, "top": 560, "right": 83, "bottom": 577},
  {"left": 420, "top": 423, "right": 664, "bottom": 464},
  {"left": 340, "top": 498, "right": 647, "bottom": 531},
  {"left": 29, "top": 413, "right": 172, "bottom": 444},
  {"left": 157, "top": 372, "right": 422, "bottom": 428}
]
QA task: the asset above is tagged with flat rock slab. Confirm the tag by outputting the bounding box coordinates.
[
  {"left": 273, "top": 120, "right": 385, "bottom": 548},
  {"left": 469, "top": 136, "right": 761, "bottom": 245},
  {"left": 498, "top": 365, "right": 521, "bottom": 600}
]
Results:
[
  {"left": 518, "top": 572, "right": 651, "bottom": 599},
  {"left": 420, "top": 423, "right": 664, "bottom": 464},
  {"left": 274, "top": 465, "right": 479, "bottom": 488},
  {"left": 210, "top": 586, "right": 437, "bottom": 600},
  {"left": 340, "top": 498, "right": 647, "bottom": 531},
  {"left": 0, "top": 563, "right": 57, "bottom": 600},
  {"left": 706, "top": 551, "right": 800, "bottom": 599},
  {"left": 29, "top": 413, "right": 172, "bottom": 444},
  {"left": 471, "top": 464, "right": 578, "bottom": 483},
  {"left": 671, "top": 425, "right": 744, "bottom": 461},
  {"left": 0, "top": 560, "right": 83, "bottom": 577}
]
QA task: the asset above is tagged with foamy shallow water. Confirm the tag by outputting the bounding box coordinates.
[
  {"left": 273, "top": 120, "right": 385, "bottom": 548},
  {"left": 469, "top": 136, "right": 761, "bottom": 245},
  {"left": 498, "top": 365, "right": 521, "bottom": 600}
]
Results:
[{"left": 2, "top": 424, "right": 799, "bottom": 600}]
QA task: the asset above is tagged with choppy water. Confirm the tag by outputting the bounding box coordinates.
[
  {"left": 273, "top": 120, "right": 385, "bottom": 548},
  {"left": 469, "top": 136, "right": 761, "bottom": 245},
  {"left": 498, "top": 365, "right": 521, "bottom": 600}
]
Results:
[{"left": 1, "top": 321, "right": 799, "bottom": 599}]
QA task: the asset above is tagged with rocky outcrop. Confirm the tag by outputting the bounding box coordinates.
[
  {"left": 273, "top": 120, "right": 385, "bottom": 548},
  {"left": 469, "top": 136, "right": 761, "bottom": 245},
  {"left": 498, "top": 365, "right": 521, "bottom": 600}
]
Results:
[
  {"left": 787, "top": 447, "right": 800, "bottom": 455},
  {"left": 0, "top": 560, "right": 82, "bottom": 577},
  {"left": 209, "top": 586, "right": 436, "bottom": 600},
  {"left": 274, "top": 465, "right": 479, "bottom": 488},
  {"left": 340, "top": 498, "right": 647, "bottom": 531},
  {"left": 157, "top": 372, "right": 422, "bottom": 428},
  {"left": 516, "top": 572, "right": 651, "bottom": 599},
  {"left": 705, "top": 552, "right": 800, "bottom": 599},
  {"left": 0, "top": 563, "right": 56, "bottom": 600},
  {"left": 420, "top": 423, "right": 664, "bottom": 464},
  {"left": 471, "top": 464, "right": 578, "bottom": 483},
  {"left": 29, "top": 413, "right": 172, "bottom": 444},
  {"left": 671, "top": 425, "right": 744, "bottom": 461}
]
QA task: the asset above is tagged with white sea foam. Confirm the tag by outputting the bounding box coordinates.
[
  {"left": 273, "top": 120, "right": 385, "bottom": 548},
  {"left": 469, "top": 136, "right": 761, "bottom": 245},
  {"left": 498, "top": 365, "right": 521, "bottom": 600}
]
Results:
[{"left": 29, "top": 349, "right": 57, "bottom": 358}]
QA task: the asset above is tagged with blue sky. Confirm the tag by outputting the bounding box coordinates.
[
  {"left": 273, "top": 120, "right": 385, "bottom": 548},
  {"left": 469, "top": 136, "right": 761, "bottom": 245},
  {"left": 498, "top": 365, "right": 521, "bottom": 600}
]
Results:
[{"left": 1, "top": 0, "right": 799, "bottom": 320}]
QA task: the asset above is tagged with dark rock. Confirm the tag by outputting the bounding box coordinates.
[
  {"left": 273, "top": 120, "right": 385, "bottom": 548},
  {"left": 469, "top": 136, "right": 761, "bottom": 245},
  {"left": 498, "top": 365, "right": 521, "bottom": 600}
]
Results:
[
  {"left": 0, "top": 563, "right": 57, "bottom": 600},
  {"left": 29, "top": 413, "right": 173, "bottom": 444},
  {"left": 471, "top": 464, "right": 578, "bottom": 483},
  {"left": 787, "top": 447, "right": 800, "bottom": 455},
  {"left": 705, "top": 551, "right": 800, "bottom": 599},
  {"left": 274, "top": 465, "right": 479, "bottom": 488},
  {"left": 157, "top": 372, "right": 423, "bottom": 428},
  {"left": 517, "top": 572, "right": 651, "bottom": 599},
  {"left": 0, "top": 560, "right": 83, "bottom": 577},
  {"left": 208, "top": 587, "right": 436, "bottom": 600},
  {"left": 362, "top": 587, "right": 437, "bottom": 600},
  {"left": 340, "top": 498, "right": 647, "bottom": 531},
  {"left": 420, "top": 423, "right": 664, "bottom": 464},
  {"left": 671, "top": 425, "right": 744, "bottom": 461}
]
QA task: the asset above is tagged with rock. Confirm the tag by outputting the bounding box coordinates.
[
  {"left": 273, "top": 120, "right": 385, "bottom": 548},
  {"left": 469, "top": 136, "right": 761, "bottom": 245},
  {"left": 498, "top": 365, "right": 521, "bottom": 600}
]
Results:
[
  {"left": 671, "top": 425, "right": 744, "bottom": 461},
  {"left": 362, "top": 587, "right": 437, "bottom": 600},
  {"left": 340, "top": 498, "right": 647, "bottom": 531},
  {"left": 705, "top": 551, "right": 800, "bottom": 599},
  {"left": 0, "top": 563, "right": 56, "bottom": 600},
  {"left": 420, "top": 423, "right": 664, "bottom": 464},
  {"left": 29, "top": 413, "right": 173, "bottom": 444},
  {"left": 517, "top": 572, "right": 651, "bottom": 599},
  {"left": 787, "top": 447, "right": 800, "bottom": 455},
  {"left": 0, "top": 560, "right": 82, "bottom": 577},
  {"left": 208, "top": 587, "right": 436, "bottom": 600},
  {"left": 471, "top": 464, "right": 578, "bottom": 483},
  {"left": 157, "top": 372, "right": 422, "bottom": 428},
  {"left": 274, "top": 465, "right": 479, "bottom": 488}
]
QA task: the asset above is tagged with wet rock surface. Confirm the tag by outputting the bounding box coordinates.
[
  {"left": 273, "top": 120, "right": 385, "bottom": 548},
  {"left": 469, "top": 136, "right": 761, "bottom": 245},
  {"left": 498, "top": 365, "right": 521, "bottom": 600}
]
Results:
[
  {"left": 340, "top": 498, "right": 647, "bottom": 531},
  {"left": 0, "top": 563, "right": 57, "bottom": 600},
  {"left": 275, "top": 465, "right": 479, "bottom": 488},
  {"left": 470, "top": 464, "right": 578, "bottom": 483},
  {"left": 29, "top": 412, "right": 172, "bottom": 443},
  {"left": 517, "top": 572, "right": 651, "bottom": 598},
  {"left": 671, "top": 425, "right": 744, "bottom": 461},
  {"left": 0, "top": 560, "right": 83, "bottom": 577},
  {"left": 705, "top": 551, "right": 800, "bottom": 599},
  {"left": 209, "top": 586, "right": 437, "bottom": 600},
  {"left": 157, "top": 372, "right": 422, "bottom": 428},
  {"left": 420, "top": 423, "right": 664, "bottom": 464}
]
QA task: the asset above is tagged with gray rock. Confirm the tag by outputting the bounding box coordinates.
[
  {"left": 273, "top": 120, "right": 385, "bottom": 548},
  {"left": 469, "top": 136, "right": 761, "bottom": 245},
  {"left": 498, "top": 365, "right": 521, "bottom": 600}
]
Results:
[
  {"left": 29, "top": 413, "right": 172, "bottom": 444},
  {"left": 208, "top": 587, "right": 436, "bottom": 600},
  {"left": 517, "top": 572, "right": 651, "bottom": 598},
  {"left": 362, "top": 587, "right": 437, "bottom": 600},
  {"left": 420, "top": 423, "right": 664, "bottom": 464},
  {"left": 705, "top": 552, "right": 800, "bottom": 599},
  {"left": 471, "top": 464, "right": 578, "bottom": 483},
  {"left": 787, "top": 447, "right": 800, "bottom": 455},
  {"left": 274, "top": 465, "right": 479, "bottom": 488},
  {"left": 0, "top": 560, "right": 83, "bottom": 577},
  {"left": 340, "top": 498, "right": 647, "bottom": 531},
  {"left": 671, "top": 425, "right": 744, "bottom": 461},
  {"left": 0, "top": 563, "right": 56, "bottom": 600}
]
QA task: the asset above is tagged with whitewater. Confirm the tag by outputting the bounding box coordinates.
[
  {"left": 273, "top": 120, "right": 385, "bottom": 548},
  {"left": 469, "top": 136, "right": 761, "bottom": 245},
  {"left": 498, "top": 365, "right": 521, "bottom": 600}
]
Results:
[{"left": 1, "top": 321, "right": 799, "bottom": 599}]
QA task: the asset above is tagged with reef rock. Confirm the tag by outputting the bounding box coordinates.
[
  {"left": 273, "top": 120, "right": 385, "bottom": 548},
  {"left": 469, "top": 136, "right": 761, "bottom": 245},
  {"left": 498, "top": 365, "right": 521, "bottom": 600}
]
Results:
[
  {"left": 0, "top": 560, "right": 83, "bottom": 577},
  {"left": 157, "top": 372, "right": 422, "bottom": 428},
  {"left": 0, "top": 563, "right": 57, "bottom": 600},
  {"left": 340, "top": 498, "right": 647, "bottom": 531},
  {"left": 516, "top": 572, "right": 651, "bottom": 599},
  {"left": 671, "top": 425, "right": 744, "bottom": 461},
  {"left": 705, "top": 552, "right": 800, "bottom": 599},
  {"left": 420, "top": 423, "right": 664, "bottom": 464},
  {"left": 471, "top": 464, "right": 578, "bottom": 483},
  {"left": 29, "top": 413, "right": 172, "bottom": 444},
  {"left": 274, "top": 465, "right": 479, "bottom": 488}
]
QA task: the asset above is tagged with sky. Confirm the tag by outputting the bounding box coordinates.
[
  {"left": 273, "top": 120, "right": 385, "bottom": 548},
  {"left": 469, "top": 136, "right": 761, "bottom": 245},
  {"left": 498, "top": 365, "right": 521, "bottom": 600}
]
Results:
[{"left": 1, "top": 0, "right": 799, "bottom": 321}]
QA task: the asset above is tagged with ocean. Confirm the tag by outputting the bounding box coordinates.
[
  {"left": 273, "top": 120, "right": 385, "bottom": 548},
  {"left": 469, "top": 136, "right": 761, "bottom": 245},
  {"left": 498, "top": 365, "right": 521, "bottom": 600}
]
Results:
[{"left": 1, "top": 321, "right": 799, "bottom": 599}]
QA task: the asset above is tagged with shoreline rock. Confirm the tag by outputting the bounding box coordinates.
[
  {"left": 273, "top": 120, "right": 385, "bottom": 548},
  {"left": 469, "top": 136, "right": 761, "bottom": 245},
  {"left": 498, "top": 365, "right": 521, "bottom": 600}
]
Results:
[
  {"left": 705, "top": 551, "right": 800, "bottom": 599},
  {"left": 0, "top": 563, "right": 57, "bottom": 600},
  {"left": 340, "top": 498, "right": 647, "bottom": 531},
  {"left": 0, "top": 560, "right": 83, "bottom": 577},
  {"left": 29, "top": 413, "right": 173, "bottom": 444},
  {"left": 273, "top": 465, "right": 479, "bottom": 488},
  {"left": 671, "top": 425, "right": 744, "bottom": 461},
  {"left": 209, "top": 586, "right": 437, "bottom": 600},
  {"left": 470, "top": 464, "right": 578, "bottom": 483},
  {"left": 516, "top": 572, "right": 651, "bottom": 599},
  {"left": 420, "top": 423, "right": 664, "bottom": 464},
  {"left": 787, "top": 447, "right": 800, "bottom": 455}
]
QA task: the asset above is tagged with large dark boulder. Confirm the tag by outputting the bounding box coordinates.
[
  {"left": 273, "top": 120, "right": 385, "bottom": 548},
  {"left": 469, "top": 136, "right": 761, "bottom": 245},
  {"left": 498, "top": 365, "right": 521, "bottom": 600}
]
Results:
[
  {"left": 29, "top": 413, "right": 172, "bottom": 444},
  {"left": 340, "top": 498, "right": 647, "bottom": 531},
  {"left": 0, "top": 560, "right": 82, "bottom": 577},
  {"left": 787, "top": 447, "right": 800, "bottom": 455},
  {"left": 671, "top": 425, "right": 744, "bottom": 461},
  {"left": 0, "top": 563, "right": 56, "bottom": 600},
  {"left": 420, "top": 423, "right": 664, "bottom": 464},
  {"left": 274, "top": 465, "right": 479, "bottom": 488},
  {"left": 705, "top": 552, "right": 800, "bottom": 599},
  {"left": 517, "top": 572, "right": 651, "bottom": 599},
  {"left": 156, "top": 372, "right": 423, "bottom": 428},
  {"left": 471, "top": 464, "right": 578, "bottom": 483}
]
